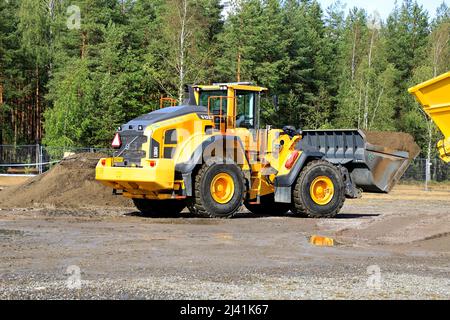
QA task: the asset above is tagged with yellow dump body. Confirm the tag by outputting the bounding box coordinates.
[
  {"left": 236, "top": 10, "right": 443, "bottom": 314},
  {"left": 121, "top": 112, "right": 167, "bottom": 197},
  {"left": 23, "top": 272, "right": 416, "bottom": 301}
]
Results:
[{"left": 409, "top": 71, "right": 450, "bottom": 162}]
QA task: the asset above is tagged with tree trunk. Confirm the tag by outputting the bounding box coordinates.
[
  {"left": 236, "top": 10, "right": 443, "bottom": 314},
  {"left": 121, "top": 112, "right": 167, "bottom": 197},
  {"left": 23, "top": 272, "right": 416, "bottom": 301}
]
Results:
[
  {"left": 236, "top": 51, "right": 241, "bottom": 82},
  {"left": 357, "top": 84, "right": 362, "bottom": 128},
  {"left": 81, "top": 32, "right": 87, "bottom": 59},
  {"left": 0, "top": 81, "right": 3, "bottom": 147},
  {"left": 36, "top": 64, "right": 40, "bottom": 142},
  {"left": 14, "top": 104, "right": 17, "bottom": 147},
  {"left": 351, "top": 25, "right": 358, "bottom": 82},
  {"left": 177, "top": 0, "right": 188, "bottom": 103},
  {"left": 363, "top": 29, "right": 376, "bottom": 130}
]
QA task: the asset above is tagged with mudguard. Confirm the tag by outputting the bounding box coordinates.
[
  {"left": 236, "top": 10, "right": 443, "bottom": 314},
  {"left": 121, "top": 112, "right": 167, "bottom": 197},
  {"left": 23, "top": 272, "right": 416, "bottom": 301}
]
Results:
[{"left": 274, "top": 151, "right": 324, "bottom": 203}]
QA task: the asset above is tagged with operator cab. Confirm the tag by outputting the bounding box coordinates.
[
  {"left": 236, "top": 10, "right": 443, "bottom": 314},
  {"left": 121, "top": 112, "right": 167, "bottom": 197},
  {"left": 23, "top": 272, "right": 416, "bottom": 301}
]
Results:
[{"left": 191, "top": 83, "right": 268, "bottom": 131}]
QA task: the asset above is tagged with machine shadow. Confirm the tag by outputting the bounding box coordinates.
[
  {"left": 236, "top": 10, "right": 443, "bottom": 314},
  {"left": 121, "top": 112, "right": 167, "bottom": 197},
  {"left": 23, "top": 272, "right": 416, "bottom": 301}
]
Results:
[
  {"left": 333, "top": 213, "right": 380, "bottom": 219},
  {"left": 124, "top": 211, "right": 267, "bottom": 219},
  {"left": 124, "top": 210, "right": 379, "bottom": 220}
]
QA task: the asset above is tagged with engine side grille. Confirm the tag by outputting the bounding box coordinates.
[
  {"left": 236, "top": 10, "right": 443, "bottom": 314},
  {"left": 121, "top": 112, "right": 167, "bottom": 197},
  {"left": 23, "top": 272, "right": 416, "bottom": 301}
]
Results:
[
  {"left": 163, "top": 129, "right": 178, "bottom": 159},
  {"left": 113, "top": 130, "right": 148, "bottom": 166}
]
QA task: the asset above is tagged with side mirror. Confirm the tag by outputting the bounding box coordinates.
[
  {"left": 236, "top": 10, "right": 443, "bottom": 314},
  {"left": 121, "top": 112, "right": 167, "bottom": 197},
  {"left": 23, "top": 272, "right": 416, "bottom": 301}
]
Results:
[{"left": 272, "top": 95, "right": 279, "bottom": 112}]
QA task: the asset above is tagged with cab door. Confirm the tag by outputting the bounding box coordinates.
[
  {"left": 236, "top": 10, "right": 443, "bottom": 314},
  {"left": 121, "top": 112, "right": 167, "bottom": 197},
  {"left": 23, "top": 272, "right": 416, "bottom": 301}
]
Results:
[{"left": 235, "top": 90, "right": 258, "bottom": 129}]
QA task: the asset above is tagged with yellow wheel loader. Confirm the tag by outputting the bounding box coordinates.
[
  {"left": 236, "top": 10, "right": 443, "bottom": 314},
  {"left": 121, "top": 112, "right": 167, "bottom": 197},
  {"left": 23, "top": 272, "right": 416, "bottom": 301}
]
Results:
[
  {"left": 96, "top": 82, "right": 418, "bottom": 218},
  {"left": 409, "top": 71, "right": 450, "bottom": 162}
]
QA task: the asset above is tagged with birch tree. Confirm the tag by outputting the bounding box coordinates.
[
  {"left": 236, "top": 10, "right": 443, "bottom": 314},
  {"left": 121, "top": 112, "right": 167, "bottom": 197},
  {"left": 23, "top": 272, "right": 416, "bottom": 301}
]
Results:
[
  {"left": 362, "top": 13, "right": 381, "bottom": 129},
  {"left": 146, "top": 0, "right": 221, "bottom": 103}
]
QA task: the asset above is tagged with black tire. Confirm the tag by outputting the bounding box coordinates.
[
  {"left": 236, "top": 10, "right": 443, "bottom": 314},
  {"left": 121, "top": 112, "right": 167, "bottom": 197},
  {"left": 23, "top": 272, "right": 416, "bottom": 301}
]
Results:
[
  {"left": 293, "top": 160, "right": 345, "bottom": 218},
  {"left": 244, "top": 194, "right": 291, "bottom": 216},
  {"left": 188, "top": 158, "right": 246, "bottom": 218},
  {"left": 133, "top": 198, "right": 186, "bottom": 217}
]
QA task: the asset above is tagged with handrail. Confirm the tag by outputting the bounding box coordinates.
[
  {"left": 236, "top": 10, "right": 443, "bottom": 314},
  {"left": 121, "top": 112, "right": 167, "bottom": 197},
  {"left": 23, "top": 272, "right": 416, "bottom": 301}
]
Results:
[
  {"left": 207, "top": 96, "right": 235, "bottom": 132},
  {"left": 160, "top": 97, "right": 177, "bottom": 109}
]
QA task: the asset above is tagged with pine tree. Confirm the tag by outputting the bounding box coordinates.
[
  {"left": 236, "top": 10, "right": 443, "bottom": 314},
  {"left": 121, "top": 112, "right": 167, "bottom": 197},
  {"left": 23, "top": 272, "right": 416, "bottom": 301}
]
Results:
[
  {"left": 334, "top": 7, "right": 369, "bottom": 128},
  {"left": 144, "top": 0, "right": 223, "bottom": 103},
  {"left": 402, "top": 2, "right": 450, "bottom": 173},
  {"left": 280, "top": 0, "right": 325, "bottom": 128},
  {"left": 429, "top": 3, "right": 450, "bottom": 76},
  {"left": 0, "top": 0, "right": 21, "bottom": 145},
  {"left": 384, "top": 0, "right": 429, "bottom": 124},
  {"left": 17, "top": 0, "right": 54, "bottom": 143},
  {"left": 44, "top": 0, "right": 126, "bottom": 147},
  {"left": 0, "top": 0, "right": 446, "bottom": 152},
  {"left": 216, "top": 0, "right": 287, "bottom": 88}
]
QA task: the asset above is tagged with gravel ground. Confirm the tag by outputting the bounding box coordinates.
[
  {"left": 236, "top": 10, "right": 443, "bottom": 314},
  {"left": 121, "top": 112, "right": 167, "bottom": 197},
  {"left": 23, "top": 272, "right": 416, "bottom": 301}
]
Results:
[
  {"left": 0, "top": 186, "right": 449, "bottom": 300},
  {"left": 1, "top": 272, "right": 449, "bottom": 300}
]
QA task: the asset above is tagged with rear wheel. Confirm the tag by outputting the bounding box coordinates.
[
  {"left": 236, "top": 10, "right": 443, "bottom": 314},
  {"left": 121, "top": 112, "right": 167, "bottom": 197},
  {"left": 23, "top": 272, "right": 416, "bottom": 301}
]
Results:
[
  {"left": 244, "top": 195, "right": 291, "bottom": 216},
  {"left": 188, "top": 159, "right": 245, "bottom": 218},
  {"left": 133, "top": 199, "right": 186, "bottom": 217},
  {"left": 293, "top": 160, "right": 345, "bottom": 218}
]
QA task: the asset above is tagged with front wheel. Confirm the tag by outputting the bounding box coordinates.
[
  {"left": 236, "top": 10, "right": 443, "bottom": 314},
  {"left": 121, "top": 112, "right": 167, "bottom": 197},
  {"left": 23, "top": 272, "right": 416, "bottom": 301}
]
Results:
[
  {"left": 188, "top": 158, "right": 246, "bottom": 218},
  {"left": 293, "top": 160, "right": 345, "bottom": 218}
]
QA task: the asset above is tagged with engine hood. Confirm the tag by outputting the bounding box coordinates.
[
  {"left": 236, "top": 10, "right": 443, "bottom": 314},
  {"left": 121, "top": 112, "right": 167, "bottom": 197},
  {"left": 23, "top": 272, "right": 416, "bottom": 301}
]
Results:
[{"left": 122, "top": 105, "right": 208, "bottom": 131}]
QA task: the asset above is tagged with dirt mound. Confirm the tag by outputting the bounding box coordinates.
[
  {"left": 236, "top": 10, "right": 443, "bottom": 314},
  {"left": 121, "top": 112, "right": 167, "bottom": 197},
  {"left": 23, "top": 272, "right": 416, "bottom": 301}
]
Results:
[
  {"left": 0, "top": 153, "right": 133, "bottom": 209},
  {"left": 364, "top": 131, "right": 421, "bottom": 159}
]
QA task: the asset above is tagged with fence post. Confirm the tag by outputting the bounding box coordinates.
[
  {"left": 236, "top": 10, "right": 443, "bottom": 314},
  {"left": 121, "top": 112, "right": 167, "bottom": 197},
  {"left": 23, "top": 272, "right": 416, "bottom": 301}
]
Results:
[
  {"left": 39, "top": 145, "right": 43, "bottom": 174},
  {"left": 425, "top": 158, "right": 431, "bottom": 191}
]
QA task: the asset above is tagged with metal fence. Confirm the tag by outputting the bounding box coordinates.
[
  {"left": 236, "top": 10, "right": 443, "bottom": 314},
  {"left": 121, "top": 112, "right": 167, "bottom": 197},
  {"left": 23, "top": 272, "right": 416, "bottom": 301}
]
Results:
[
  {"left": 0, "top": 144, "right": 112, "bottom": 174},
  {"left": 1, "top": 144, "right": 449, "bottom": 183},
  {"left": 401, "top": 158, "right": 450, "bottom": 183}
]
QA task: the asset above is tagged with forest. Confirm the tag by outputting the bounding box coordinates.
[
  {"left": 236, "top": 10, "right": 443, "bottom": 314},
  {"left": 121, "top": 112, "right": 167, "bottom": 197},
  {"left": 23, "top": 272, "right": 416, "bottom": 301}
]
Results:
[{"left": 0, "top": 0, "right": 449, "bottom": 158}]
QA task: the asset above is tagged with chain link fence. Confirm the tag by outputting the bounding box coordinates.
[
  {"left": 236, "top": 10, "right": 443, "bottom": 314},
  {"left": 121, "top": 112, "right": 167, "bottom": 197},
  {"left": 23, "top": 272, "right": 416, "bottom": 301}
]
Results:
[
  {"left": 0, "top": 145, "right": 112, "bottom": 174},
  {"left": 1, "top": 144, "right": 449, "bottom": 184},
  {"left": 401, "top": 157, "right": 450, "bottom": 183}
]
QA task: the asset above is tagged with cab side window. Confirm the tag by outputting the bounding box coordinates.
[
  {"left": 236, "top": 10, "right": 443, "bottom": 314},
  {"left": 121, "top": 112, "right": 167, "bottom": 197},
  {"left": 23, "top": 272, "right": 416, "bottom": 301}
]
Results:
[
  {"left": 199, "top": 90, "right": 227, "bottom": 116},
  {"left": 236, "top": 91, "right": 255, "bottom": 129}
]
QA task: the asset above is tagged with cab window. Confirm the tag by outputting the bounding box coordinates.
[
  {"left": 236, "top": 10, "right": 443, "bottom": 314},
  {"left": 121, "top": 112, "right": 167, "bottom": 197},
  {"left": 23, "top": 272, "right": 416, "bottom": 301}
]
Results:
[
  {"left": 199, "top": 90, "right": 227, "bottom": 115},
  {"left": 236, "top": 90, "right": 256, "bottom": 129}
]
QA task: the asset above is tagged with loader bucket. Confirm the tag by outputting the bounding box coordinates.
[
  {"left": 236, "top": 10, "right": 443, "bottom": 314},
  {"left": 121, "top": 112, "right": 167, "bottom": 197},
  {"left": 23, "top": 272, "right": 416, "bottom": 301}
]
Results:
[
  {"left": 301, "top": 130, "right": 420, "bottom": 193},
  {"left": 409, "top": 71, "right": 450, "bottom": 162}
]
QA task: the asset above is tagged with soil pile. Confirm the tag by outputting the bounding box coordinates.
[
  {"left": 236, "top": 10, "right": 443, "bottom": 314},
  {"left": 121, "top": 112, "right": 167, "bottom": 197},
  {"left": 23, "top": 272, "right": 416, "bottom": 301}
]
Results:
[
  {"left": 0, "top": 153, "right": 133, "bottom": 209},
  {"left": 364, "top": 131, "right": 421, "bottom": 159}
]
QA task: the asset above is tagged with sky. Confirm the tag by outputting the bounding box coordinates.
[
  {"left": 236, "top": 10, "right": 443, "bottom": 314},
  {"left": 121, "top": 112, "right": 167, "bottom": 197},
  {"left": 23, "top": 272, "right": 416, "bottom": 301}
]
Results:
[
  {"left": 222, "top": 1, "right": 448, "bottom": 20},
  {"left": 317, "top": 0, "right": 448, "bottom": 20}
]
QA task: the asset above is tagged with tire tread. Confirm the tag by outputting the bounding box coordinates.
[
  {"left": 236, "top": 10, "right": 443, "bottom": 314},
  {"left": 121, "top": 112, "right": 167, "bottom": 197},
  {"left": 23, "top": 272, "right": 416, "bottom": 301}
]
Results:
[{"left": 293, "top": 160, "right": 345, "bottom": 218}]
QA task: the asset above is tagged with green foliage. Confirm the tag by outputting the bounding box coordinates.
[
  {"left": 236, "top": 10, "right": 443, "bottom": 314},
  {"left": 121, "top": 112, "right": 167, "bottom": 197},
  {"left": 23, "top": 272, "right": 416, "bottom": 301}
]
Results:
[
  {"left": 43, "top": 58, "right": 95, "bottom": 147},
  {"left": 0, "top": 0, "right": 448, "bottom": 157}
]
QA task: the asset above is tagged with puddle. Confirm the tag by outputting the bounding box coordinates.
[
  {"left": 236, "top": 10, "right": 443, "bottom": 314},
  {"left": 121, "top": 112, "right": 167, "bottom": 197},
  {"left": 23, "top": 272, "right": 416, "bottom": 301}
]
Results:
[{"left": 0, "top": 229, "right": 25, "bottom": 238}]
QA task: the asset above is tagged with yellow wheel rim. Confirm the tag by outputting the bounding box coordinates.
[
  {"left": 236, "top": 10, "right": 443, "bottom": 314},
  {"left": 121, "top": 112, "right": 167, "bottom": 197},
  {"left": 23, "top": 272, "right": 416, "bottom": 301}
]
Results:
[
  {"left": 210, "top": 173, "right": 235, "bottom": 204},
  {"left": 310, "top": 176, "right": 334, "bottom": 205}
]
